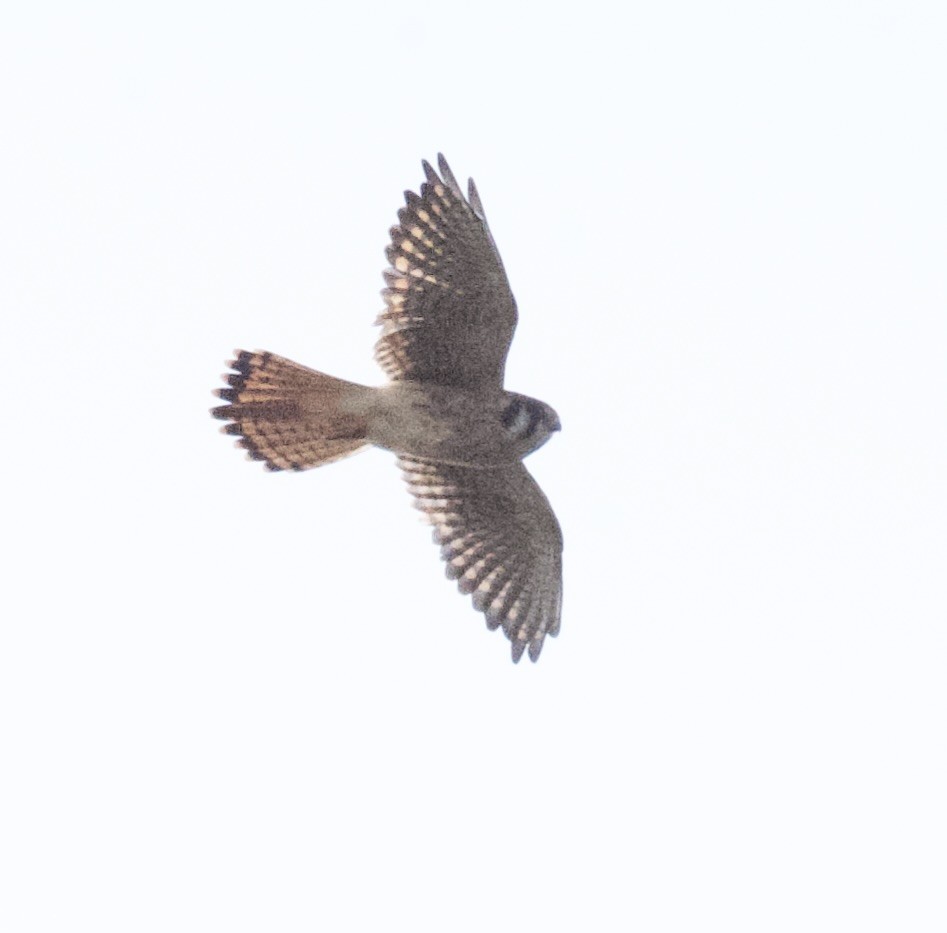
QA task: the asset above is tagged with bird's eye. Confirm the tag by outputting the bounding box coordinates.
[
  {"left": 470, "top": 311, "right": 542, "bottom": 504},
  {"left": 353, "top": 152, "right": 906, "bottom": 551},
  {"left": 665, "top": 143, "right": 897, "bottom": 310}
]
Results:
[{"left": 501, "top": 399, "right": 541, "bottom": 438}]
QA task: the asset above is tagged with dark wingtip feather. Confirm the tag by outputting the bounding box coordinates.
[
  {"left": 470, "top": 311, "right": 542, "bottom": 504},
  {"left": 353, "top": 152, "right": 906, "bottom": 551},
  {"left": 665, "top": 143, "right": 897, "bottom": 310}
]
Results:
[
  {"left": 548, "top": 592, "right": 562, "bottom": 637},
  {"left": 482, "top": 597, "right": 505, "bottom": 629},
  {"left": 468, "top": 178, "right": 485, "bottom": 217},
  {"left": 510, "top": 641, "right": 526, "bottom": 664},
  {"left": 436, "top": 154, "right": 461, "bottom": 196},
  {"left": 215, "top": 387, "right": 236, "bottom": 402}
]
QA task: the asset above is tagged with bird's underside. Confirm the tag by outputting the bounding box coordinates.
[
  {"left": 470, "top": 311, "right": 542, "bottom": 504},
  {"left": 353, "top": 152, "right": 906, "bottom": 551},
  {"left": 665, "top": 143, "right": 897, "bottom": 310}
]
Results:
[{"left": 212, "top": 155, "right": 563, "bottom": 663}]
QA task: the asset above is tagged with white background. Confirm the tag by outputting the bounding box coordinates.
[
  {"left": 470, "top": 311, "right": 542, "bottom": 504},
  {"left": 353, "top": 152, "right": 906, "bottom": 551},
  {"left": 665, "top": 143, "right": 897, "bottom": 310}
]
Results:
[{"left": 2, "top": 2, "right": 945, "bottom": 930}]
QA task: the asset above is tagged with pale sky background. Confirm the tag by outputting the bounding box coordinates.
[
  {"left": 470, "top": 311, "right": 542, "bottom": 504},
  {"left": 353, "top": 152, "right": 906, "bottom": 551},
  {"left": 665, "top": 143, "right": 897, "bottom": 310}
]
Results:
[{"left": 2, "top": 2, "right": 945, "bottom": 931}]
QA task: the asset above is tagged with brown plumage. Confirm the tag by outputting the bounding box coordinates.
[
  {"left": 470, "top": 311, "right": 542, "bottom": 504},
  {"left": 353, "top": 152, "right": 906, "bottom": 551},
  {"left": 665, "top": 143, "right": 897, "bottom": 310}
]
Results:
[
  {"left": 214, "top": 351, "right": 369, "bottom": 470},
  {"left": 400, "top": 457, "right": 563, "bottom": 663},
  {"left": 376, "top": 159, "right": 516, "bottom": 388},
  {"left": 212, "top": 155, "right": 563, "bottom": 662}
]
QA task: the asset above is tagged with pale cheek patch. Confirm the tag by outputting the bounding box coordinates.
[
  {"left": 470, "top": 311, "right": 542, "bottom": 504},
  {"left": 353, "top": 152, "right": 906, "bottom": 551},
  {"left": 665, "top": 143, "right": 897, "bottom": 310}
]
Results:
[{"left": 504, "top": 404, "right": 532, "bottom": 437}]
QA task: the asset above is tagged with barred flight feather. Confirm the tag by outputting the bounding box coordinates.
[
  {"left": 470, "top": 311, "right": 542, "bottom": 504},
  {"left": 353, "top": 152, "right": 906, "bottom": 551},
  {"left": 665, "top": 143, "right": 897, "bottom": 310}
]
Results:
[
  {"left": 374, "top": 154, "right": 517, "bottom": 389},
  {"left": 398, "top": 455, "right": 562, "bottom": 663}
]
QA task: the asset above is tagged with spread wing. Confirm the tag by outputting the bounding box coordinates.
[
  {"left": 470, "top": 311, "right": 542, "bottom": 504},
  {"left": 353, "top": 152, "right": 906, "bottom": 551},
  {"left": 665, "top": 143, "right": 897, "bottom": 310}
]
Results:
[
  {"left": 375, "top": 154, "right": 517, "bottom": 389},
  {"left": 399, "top": 457, "right": 563, "bottom": 662}
]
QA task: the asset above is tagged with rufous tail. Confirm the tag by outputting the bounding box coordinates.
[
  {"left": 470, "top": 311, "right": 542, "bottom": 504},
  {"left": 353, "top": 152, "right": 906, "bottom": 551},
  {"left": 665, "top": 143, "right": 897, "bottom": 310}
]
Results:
[{"left": 211, "top": 350, "right": 370, "bottom": 471}]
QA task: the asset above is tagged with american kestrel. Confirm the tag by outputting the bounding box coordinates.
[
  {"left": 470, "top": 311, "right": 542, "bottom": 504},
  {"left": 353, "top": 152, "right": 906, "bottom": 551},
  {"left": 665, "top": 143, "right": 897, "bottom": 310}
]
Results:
[{"left": 212, "top": 155, "right": 562, "bottom": 662}]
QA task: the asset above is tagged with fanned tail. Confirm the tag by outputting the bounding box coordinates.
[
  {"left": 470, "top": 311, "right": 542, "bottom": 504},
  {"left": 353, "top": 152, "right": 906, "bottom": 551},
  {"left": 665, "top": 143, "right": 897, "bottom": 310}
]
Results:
[{"left": 211, "top": 350, "right": 370, "bottom": 471}]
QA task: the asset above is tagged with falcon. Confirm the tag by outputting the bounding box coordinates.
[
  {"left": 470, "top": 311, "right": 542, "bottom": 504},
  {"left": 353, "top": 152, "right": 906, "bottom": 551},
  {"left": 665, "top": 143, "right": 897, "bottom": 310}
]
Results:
[{"left": 211, "top": 155, "right": 562, "bottom": 662}]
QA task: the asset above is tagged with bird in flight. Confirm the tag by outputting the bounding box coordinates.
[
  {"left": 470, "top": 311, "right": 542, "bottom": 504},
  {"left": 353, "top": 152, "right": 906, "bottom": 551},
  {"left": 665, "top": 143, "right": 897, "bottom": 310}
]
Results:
[{"left": 212, "top": 155, "right": 562, "bottom": 662}]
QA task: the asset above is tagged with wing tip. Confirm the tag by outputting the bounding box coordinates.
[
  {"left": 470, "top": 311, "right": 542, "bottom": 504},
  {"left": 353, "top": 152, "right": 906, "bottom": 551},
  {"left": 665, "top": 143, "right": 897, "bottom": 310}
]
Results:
[
  {"left": 436, "top": 153, "right": 461, "bottom": 195},
  {"left": 467, "top": 178, "right": 485, "bottom": 218}
]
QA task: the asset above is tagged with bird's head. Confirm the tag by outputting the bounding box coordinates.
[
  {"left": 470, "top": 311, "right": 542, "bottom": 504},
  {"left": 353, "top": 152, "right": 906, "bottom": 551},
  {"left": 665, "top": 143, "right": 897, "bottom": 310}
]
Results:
[{"left": 500, "top": 393, "right": 561, "bottom": 458}]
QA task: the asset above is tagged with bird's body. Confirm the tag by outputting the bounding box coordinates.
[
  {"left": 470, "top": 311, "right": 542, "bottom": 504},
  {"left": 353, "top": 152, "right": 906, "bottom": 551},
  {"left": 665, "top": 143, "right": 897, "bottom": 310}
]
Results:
[
  {"left": 357, "top": 380, "right": 558, "bottom": 467},
  {"left": 212, "top": 155, "right": 563, "bottom": 662}
]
